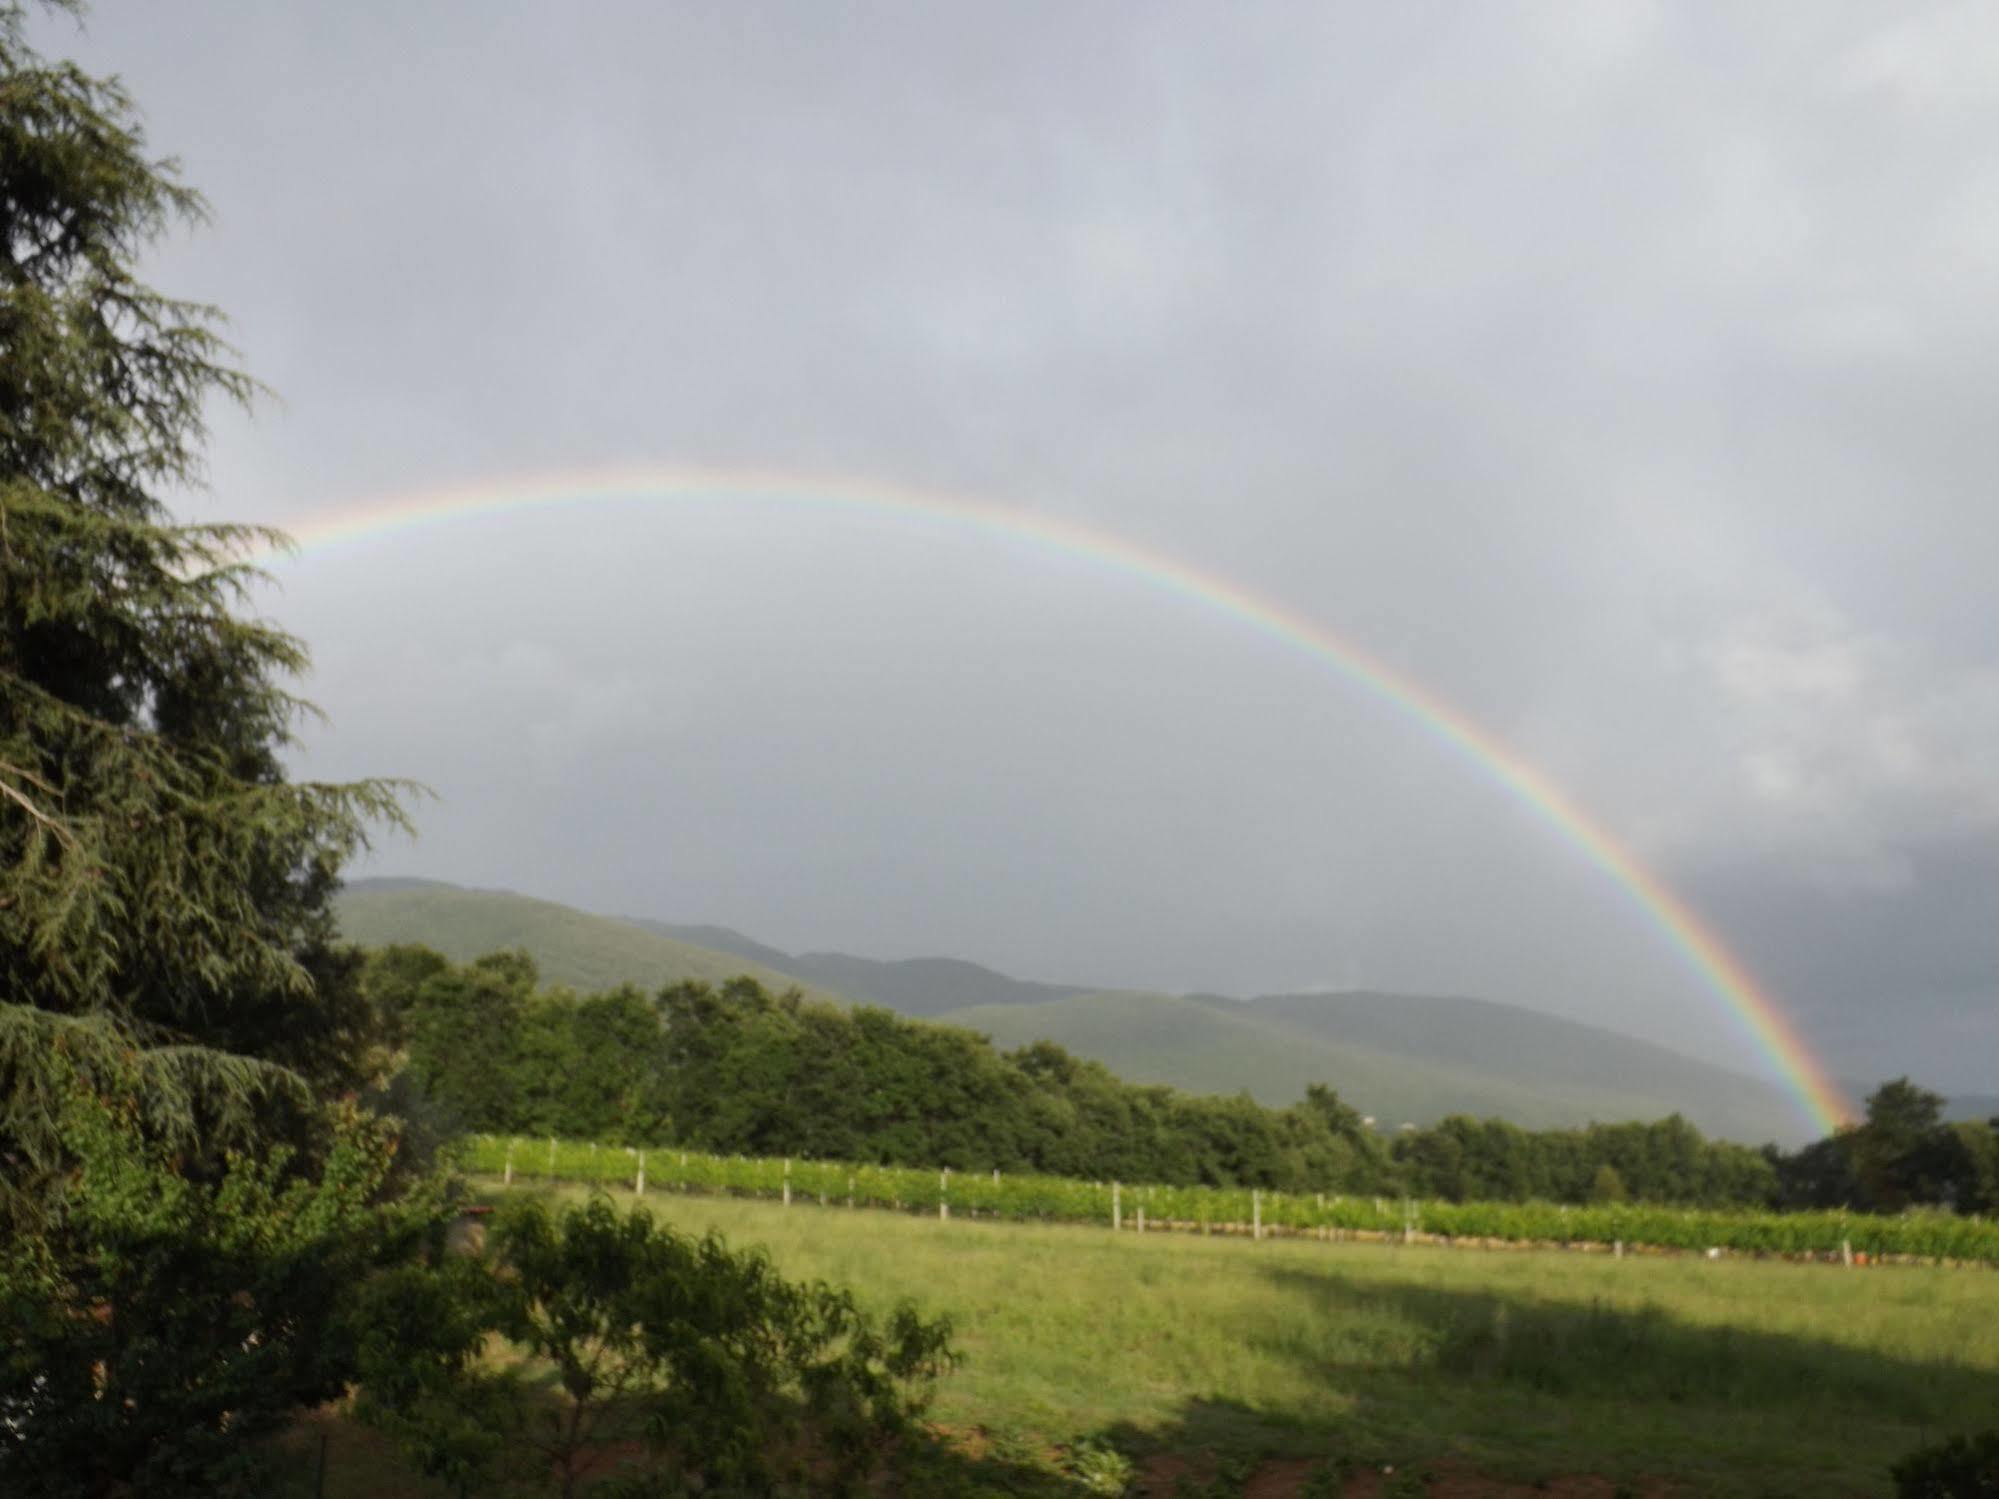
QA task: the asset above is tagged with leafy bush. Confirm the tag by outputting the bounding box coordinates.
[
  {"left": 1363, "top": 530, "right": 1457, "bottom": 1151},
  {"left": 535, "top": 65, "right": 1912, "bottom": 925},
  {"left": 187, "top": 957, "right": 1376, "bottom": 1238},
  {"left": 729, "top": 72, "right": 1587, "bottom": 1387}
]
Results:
[
  {"left": 0, "top": 1072, "right": 446, "bottom": 1499},
  {"left": 356, "top": 1195, "right": 956, "bottom": 1498}
]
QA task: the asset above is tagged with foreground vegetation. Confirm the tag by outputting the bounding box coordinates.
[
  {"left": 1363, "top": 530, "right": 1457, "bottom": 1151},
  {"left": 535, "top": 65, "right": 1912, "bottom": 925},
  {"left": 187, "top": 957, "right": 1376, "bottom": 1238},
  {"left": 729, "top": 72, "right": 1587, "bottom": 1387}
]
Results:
[{"left": 354, "top": 1183, "right": 1987, "bottom": 1497}]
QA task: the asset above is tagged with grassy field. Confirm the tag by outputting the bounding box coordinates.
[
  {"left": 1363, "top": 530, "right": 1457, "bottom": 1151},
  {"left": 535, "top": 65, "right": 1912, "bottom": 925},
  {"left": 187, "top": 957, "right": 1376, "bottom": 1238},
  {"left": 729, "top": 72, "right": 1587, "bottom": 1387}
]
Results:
[{"left": 286, "top": 1178, "right": 1999, "bottom": 1497}]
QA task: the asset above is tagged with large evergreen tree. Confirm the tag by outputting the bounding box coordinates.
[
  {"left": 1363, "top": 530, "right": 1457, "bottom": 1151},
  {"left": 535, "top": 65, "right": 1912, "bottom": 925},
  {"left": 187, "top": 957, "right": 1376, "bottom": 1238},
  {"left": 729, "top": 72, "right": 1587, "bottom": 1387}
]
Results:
[
  {"left": 0, "top": 0, "right": 406, "bottom": 1221},
  {"left": 0, "top": 6, "right": 426, "bottom": 1491}
]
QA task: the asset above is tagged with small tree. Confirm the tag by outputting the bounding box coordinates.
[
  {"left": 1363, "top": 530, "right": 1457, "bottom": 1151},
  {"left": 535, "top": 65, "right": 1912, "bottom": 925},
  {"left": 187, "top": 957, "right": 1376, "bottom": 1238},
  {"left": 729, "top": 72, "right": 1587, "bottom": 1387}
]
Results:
[
  {"left": 350, "top": 1255, "right": 527, "bottom": 1499},
  {"left": 1852, "top": 1079, "right": 1952, "bottom": 1211},
  {"left": 1589, "top": 1163, "right": 1628, "bottom": 1204}
]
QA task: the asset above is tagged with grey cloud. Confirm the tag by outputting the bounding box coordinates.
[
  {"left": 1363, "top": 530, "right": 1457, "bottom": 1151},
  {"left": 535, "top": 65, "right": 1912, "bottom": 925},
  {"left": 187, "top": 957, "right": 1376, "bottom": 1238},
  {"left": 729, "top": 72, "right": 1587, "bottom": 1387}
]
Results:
[{"left": 53, "top": 0, "right": 1999, "bottom": 1091}]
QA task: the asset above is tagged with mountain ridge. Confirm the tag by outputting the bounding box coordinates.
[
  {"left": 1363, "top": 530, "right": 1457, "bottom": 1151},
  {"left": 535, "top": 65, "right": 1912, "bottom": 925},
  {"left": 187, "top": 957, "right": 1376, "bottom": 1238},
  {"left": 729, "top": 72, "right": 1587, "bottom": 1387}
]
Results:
[
  {"left": 625, "top": 918, "right": 1088, "bottom": 1015},
  {"left": 337, "top": 877, "right": 1822, "bottom": 1142},
  {"left": 335, "top": 879, "right": 848, "bottom": 1007}
]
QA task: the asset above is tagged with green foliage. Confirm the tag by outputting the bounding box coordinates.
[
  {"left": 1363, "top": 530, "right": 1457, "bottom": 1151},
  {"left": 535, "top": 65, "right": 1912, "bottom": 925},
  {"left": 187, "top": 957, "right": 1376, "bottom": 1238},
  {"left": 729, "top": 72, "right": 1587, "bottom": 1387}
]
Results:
[
  {"left": 380, "top": 953, "right": 1393, "bottom": 1191},
  {"left": 0, "top": 1055, "right": 448, "bottom": 1497},
  {"left": 0, "top": 9, "right": 437, "bottom": 1493},
  {"left": 1393, "top": 1111, "right": 1778, "bottom": 1208},
  {"left": 0, "top": 0, "right": 410, "bottom": 1218},
  {"left": 1775, "top": 1079, "right": 1999, "bottom": 1217},
  {"left": 349, "top": 1255, "right": 522, "bottom": 1498},
  {"left": 354, "top": 1195, "right": 956, "bottom": 1498},
  {"left": 1589, "top": 1163, "right": 1628, "bottom": 1204},
  {"left": 388, "top": 949, "right": 1815, "bottom": 1209},
  {"left": 1065, "top": 1439, "right": 1136, "bottom": 1495},
  {"left": 1892, "top": 1431, "right": 1999, "bottom": 1498}
]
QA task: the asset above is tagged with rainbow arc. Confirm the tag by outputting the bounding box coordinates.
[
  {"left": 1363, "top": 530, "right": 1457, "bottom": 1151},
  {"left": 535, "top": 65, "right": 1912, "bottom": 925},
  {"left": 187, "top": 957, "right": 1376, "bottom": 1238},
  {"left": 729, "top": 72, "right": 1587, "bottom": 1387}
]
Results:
[{"left": 261, "top": 466, "right": 1851, "bottom": 1135}]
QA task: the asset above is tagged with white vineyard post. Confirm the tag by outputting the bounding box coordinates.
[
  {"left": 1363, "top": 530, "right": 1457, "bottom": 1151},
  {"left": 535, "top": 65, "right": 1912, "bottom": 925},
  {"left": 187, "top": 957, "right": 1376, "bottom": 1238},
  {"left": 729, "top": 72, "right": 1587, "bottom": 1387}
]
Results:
[
  {"left": 939, "top": 1167, "right": 950, "bottom": 1222},
  {"left": 1253, "top": 1190, "right": 1263, "bottom": 1241},
  {"left": 1136, "top": 1205, "right": 1145, "bottom": 1235},
  {"left": 848, "top": 1174, "right": 856, "bottom": 1209},
  {"left": 1842, "top": 1239, "right": 1853, "bottom": 1269},
  {"left": 1113, "top": 1182, "right": 1122, "bottom": 1232},
  {"left": 636, "top": 1150, "right": 646, "bottom": 1197},
  {"left": 783, "top": 1158, "right": 791, "bottom": 1208},
  {"left": 503, "top": 1140, "right": 514, "bottom": 1187}
]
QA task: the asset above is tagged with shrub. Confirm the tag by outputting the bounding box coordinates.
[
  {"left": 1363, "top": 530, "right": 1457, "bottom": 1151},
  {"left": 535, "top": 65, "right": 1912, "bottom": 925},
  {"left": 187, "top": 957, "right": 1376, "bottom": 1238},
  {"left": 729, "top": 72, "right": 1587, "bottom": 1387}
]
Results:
[{"left": 356, "top": 1194, "right": 956, "bottom": 1498}]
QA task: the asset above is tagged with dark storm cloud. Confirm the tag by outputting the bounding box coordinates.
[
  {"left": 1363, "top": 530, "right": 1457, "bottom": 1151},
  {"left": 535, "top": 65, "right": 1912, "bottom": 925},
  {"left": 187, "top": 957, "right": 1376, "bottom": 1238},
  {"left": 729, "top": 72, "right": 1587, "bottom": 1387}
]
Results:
[{"left": 50, "top": 0, "right": 1999, "bottom": 1087}]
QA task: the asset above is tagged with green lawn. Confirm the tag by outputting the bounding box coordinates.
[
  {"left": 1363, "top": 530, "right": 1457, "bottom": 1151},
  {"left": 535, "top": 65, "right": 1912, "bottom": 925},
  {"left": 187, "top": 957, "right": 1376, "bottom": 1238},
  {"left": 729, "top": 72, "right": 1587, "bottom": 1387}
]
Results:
[{"left": 287, "top": 1180, "right": 1999, "bottom": 1496}]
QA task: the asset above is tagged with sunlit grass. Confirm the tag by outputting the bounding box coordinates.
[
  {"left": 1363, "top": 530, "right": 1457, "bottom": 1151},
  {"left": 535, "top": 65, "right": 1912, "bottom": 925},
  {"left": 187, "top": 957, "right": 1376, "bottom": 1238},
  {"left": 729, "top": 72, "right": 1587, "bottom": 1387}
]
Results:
[
  {"left": 491, "top": 1178, "right": 1999, "bottom": 1495},
  {"left": 276, "top": 1178, "right": 1999, "bottom": 1495}
]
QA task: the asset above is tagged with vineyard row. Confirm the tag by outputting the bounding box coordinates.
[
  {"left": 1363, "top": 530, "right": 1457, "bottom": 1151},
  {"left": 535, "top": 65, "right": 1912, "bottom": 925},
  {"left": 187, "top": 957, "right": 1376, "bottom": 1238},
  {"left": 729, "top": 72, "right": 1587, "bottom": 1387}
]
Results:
[{"left": 456, "top": 1135, "right": 1999, "bottom": 1266}]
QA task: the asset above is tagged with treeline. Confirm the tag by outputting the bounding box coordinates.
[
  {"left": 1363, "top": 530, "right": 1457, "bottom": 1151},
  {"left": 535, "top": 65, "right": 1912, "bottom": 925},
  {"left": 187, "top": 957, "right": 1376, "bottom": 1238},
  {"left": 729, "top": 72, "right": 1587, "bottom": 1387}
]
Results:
[
  {"left": 361, "top": 947, "right": 1979, "bottom": 1210},
  {"left": 1774, "top": 1077, "right": 1999, "bottom": 1215}
]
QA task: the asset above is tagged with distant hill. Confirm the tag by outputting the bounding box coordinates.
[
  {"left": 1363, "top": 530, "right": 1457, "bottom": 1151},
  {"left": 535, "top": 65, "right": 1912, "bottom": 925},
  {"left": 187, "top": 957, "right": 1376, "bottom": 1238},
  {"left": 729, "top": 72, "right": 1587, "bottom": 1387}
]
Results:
[
  {"left": 1243, "top": 990, "right": 1802, "bottom": 1131},
  {"left": 621, "top": 921, "right": 800, "bottom": 976},
  {"left": 335, "top": 880, "right": 846, "bottom": 1006},
  {"left": 338, "top": 878, "right": 1841, "bottom": 1144},
  {"left": 942, "top": 989, "right": 1811, "bottom": 1143},
  {"left": 627, "top": 919, "right": 1085, "bottom": 1016}
]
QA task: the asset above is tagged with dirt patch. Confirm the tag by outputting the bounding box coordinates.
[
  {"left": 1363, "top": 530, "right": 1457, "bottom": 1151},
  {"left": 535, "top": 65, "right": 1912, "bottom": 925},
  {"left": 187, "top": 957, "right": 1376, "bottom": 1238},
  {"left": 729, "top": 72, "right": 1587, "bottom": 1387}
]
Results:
[
  {"left": 1242, "top": 1456, "right": 1333, "bottom": 1496},
  {"left": 1138, "top": 1450, "right": 1202, "bottom": 1493}
]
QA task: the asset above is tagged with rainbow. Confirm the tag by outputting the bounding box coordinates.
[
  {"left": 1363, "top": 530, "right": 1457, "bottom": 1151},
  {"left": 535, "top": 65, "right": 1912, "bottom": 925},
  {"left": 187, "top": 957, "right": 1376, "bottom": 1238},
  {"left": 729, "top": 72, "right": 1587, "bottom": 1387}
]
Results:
[{"left": 260, "top": 465, "right": 1850, "bottom": 1134}]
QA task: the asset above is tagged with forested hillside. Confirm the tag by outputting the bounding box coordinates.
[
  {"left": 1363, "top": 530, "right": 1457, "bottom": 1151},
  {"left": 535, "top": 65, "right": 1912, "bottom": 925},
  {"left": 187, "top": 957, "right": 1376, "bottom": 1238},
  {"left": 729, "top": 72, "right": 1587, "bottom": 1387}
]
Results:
[
  {"left": 336, "top": 879, "right": 846, "bottom": 1004},
  {"left": 628, "top": 916, "right": 1087, "bottom": 1015},
  {"left": 362, "top": 946, "right": 1833, "bottom": 1207},
  {"left": 947, "top": 989, "right": 1807, "bottom": 1142},
  {"left": 341, "top": 879, "right": 1809, "bottom": 1140}
]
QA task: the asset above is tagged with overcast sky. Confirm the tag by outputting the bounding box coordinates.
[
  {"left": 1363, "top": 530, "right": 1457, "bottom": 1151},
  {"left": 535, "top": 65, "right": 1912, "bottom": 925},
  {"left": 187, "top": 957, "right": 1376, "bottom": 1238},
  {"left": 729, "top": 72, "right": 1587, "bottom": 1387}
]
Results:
[{"left": 49, "top": 1, "right": 1999, "bottom": 1091}]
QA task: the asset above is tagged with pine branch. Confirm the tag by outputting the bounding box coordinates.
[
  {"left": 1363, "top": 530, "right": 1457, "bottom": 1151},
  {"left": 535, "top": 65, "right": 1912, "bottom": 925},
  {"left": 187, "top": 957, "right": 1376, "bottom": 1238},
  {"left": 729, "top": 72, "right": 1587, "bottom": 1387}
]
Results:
[{"left": 0, "top": 765, "right": 73, "bottom": 842}]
